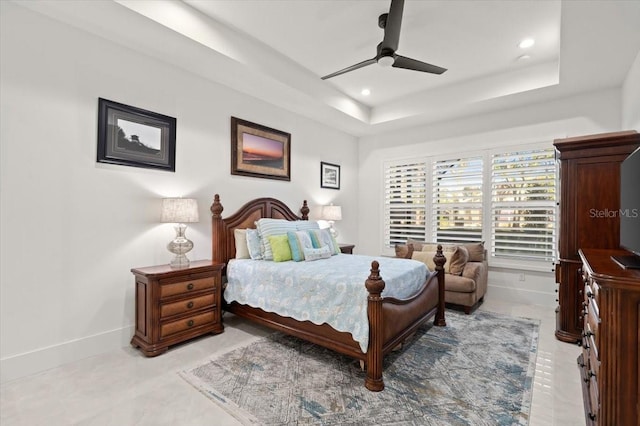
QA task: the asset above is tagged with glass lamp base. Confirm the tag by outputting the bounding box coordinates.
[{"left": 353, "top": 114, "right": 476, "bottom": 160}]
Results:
[{"left": 167, "top": 223, "right": 194, "bottom": 268}]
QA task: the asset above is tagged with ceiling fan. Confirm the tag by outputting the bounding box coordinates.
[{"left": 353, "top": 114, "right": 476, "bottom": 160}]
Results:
[{"left": 321, "top": 0, "right": 447, "bottom": 80}]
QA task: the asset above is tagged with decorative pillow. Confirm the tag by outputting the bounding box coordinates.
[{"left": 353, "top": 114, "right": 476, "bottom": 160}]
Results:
[
  {"left": 449, "top": 245, "right": 469, "bottom": 275},
  {"left": 407, "top": 238, "right": 427, "bottom": 252},
  {"left": 395, "top": 243, "right": 414, "bottom": 259},
  {"left": 308, "top": 229, "right": 340, "bottom": 255},
  {"left": 245, "top": 228, "right": 263, "bottom": 260},
  {"left": 267, "top": 234, "right": 292, "bottom": 262},
  {"left": 295, "top": 220, "right": 320, "bottom": 231},
  {"left": 256, "top": 218, "right": 297, "bottom": 260},
  {"left": 287, "top": 230, "right": 314, "bottom": 262},
  {"left": 303, "top": 245, "right": 332, "bottom": 261},
  {"left": 234, "top": 229, "right": 250, "bottom": 259},
  {"left": 415, "top": 244, "right": 456, "bottom": 273},
  {"left": 463, "top": 242, "right": 485, "bottom": 262}
]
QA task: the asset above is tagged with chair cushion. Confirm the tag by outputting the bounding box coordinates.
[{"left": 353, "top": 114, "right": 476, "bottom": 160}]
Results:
[{"left": 445, "top": 274, "right": 477, "bottom": 293}]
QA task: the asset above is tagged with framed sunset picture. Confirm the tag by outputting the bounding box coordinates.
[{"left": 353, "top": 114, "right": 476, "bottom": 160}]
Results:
[{"left": 231, "top": 117, "right": 291, "bottom": 181}]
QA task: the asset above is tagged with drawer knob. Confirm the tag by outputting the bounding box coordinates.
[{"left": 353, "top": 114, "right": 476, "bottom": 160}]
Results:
[
  {"left": 187, "top": 301, "right": 194, "bottom": 309},
  {"left": 187, "top": 283, "right": 194, "bottom": 290},
  {"left": 187, "top": 319, "right": 194, "bottom": 327}
]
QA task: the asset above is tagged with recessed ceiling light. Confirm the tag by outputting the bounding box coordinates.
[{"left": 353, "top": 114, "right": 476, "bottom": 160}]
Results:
[
  {"left": 518, "top": 38, "right": 535, "bottom": 49},
  {"left": 517, "top": 54, "right": 531, "bottom": 61},
  {"left": 361, "top": 88, "right": 371, "bottom": 96}
]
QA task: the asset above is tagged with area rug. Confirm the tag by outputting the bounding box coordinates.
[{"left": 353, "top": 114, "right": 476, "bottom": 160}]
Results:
[{"left": 179, "top": 310, "right": 539, "bottom": 425}]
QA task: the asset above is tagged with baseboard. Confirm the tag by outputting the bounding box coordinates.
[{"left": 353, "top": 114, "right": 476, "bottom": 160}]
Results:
[
  {"left": 487, "top": 284, "right": 555, "bottom": 307},
  {"left": 0, "top": 325, "right": 134, "bottom": 384}
]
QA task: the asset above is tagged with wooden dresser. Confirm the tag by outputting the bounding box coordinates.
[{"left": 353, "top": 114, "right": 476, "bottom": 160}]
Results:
[
  {"left": 554, "top": 131, "right": 640, "bottom": 342},
  {"left": 130, "top": 260, "right": 224, "bottom": 356},
  {"left": 578, "top": 248, "right": 640, "bottom": 425}
]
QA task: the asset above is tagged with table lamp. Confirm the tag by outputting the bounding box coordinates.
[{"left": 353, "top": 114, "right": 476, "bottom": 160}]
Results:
[
  {"left": 321, "top": 204, "right": 342, "bottom": 238},
  {"left": 160, "top": 198, "right": 199, "bottom": 268}
]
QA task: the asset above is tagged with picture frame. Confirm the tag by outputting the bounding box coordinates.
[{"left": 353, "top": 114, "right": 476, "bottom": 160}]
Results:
[
  {"left": 231, "top": 117, "right": 291, "bottom": 181},
  {"left": 97, "top": 98, "right": 176, "bottom": 172},
  {"left": 320, "top": 161, "right": 340, "bottom": 190}
]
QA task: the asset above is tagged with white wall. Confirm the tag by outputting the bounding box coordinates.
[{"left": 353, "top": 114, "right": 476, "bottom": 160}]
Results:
[
  {"left": 622, "top": 51, "right": 640, "bottom": 131},
  {"left": 0, "top": 3, "right": 358, "bottom": 383},
  {"left": 357, "top": 88, "right": 622, "bottom": 307}
]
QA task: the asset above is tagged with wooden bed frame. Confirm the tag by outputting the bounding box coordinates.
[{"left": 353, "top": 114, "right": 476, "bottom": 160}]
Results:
[{"left": 210, "top": 194, "right": 446, "bottom": 391}]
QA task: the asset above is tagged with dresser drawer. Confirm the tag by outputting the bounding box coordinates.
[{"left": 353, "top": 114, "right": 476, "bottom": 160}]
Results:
[
  {"left": 160, "top": 293, "right": 216, "bottom": 319},
  {"left": 588, "top": 374, "right": 599, "bottom": 422},
  {"left": 160, "top": 277, "right": 216, "bottom": 299},
  {"left": 584, "top": 323, "right": 599, "bottom": 362},
  {"left": 160, "top": 310, "right": 216, "bottom": 339}
]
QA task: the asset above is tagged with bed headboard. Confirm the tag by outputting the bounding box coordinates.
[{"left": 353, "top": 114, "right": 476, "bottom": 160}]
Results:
[{"left": 210, "top": 194, "right": 309, "bottom": 266}]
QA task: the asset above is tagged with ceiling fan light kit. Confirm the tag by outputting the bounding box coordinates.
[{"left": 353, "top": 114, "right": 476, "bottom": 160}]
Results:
[{"left": 321, "top": 0, "right": 447, "bottom": 80}]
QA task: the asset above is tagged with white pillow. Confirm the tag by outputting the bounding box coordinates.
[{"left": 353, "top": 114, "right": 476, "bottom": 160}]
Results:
[
  {"left": 303, "top": 245, "right": 332, "bottom": 261},
  {"left": 234, "top": 229, "right": 250, "bottom": 259},
  {"left": 245, "top": 228, "right": 263, "bottom": 260}
]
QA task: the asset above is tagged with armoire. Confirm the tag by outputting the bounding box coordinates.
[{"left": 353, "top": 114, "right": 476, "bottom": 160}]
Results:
[{"left": 553, "top": 130, "right": 639, "bottom": 342}]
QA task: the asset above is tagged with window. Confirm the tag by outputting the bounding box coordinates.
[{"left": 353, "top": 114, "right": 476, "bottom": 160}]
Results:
[
  {"left": 491, "top": 148, "right": 556, "bottom": 261},
  {"left": 432, "top": 157, "right": 483, "bottom": 243},
  {"left": 383, "top": 144, "right": 557, "bottom": 267},
  {"left": 383, "top": 160, "right": 427, "bottom": 246}
]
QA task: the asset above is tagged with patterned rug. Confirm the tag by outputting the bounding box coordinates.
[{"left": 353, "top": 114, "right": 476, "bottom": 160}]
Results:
[{"left": 179, "top": 310, "right": 539, "bottom": 425}]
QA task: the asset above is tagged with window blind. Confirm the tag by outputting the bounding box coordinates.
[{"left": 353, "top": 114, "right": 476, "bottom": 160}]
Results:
[
  {"left": 491, "top": 148, "right": 556, "bottom": 261},
  {"left": 431, "top": 157, "right": 483, "bottom": 243},
  {"left": 384, "top": 160, "right": 427, "bottom": 247}
]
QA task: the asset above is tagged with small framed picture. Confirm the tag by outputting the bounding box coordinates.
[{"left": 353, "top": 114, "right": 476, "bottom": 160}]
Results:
[
  {"left": 97, "top": 98, "right": 176, "bottom": 172},
  {"left": 320, "top": 162, "right": 340, "bottom": 190},
  {"left": 231, "top": 117, "right": 291, "bottom": 181}
]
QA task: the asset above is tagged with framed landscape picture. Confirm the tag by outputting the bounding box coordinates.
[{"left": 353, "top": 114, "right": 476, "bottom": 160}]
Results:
[
  {"left": 97, "top": 98, "right": 176, "bottom": 171},
  {"left": 320, "top": 161, "right": 340, "bottom": 189},
  {"left": 231, "top": 117, "right": 291, "bottom": 181}
]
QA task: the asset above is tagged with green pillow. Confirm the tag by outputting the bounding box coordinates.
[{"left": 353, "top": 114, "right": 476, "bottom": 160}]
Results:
[{"left": 268, "top": 234, "right": 292, "bottom": 262}]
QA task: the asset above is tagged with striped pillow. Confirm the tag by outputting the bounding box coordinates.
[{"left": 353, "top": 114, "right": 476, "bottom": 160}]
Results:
[
  {"left": 308, "top": 229, "right": 340, "bottom": 255},
  {"left": 295, "top": 220, "right": 320, "bottom": 231},
  {"left": 287, "top": 230, "right": 314, "bottom": 262},
  {"left": 256, "top": 218, "right": 297, "bottom": 260}
]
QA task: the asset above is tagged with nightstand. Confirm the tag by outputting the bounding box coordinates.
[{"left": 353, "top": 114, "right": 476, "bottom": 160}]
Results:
[
  {"left": 130, "top": 260, "right": 224, "bottom": 356},
  {"left": 339, "top": 244, "right": 355, "bottom": 254}
]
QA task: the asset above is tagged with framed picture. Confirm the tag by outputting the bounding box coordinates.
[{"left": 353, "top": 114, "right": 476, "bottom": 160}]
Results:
[
  {"left": 97, "top": 98, "right": 176, "bottom": 172},
  {"left": 320, "top": 162, "right": 340, "bottom": 190},
  {"left": 231, "top": 117, "right": 291, "bottom": 181}
]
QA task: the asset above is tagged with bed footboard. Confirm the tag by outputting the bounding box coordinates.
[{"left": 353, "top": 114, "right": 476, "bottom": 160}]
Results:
[{"left": 364, "top": 246, "right": 446, "bottom": 391}]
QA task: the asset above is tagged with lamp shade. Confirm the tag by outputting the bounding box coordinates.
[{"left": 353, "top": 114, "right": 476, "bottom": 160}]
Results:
[
  {"left": 322, "top": 205, "right": 342, "bottom": 221},
  {"left": 160, "top": 198, "right": 199, "bottom": 223}
]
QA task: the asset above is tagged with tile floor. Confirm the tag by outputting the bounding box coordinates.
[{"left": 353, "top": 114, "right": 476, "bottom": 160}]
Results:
[{"left": 1, "top": 299, "right": 585, "bottom": 425}]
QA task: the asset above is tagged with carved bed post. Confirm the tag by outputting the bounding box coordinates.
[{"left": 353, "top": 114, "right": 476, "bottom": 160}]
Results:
[
  {"left": 433, "top": 244, "right": 447, "bottom": 326},
  {"left": 300, "top": 200, "right": 309, "bottom": 220},
  {"left": 210, "top": 194, "right": 225, "bottom": 265},
  {"left": 365, "top": 260, "right": 385, "bottom": 392}
]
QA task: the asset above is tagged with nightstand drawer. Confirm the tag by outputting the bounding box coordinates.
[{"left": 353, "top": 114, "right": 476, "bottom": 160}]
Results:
[
  {"left": 160, "top": 310, "right": 216, "bottom": 339},
  {"left": 160, "top": 293, "right": 215, "bottom": 318},
  {"left": 160, "top": 277, "right": 215, "bottom": 299}
]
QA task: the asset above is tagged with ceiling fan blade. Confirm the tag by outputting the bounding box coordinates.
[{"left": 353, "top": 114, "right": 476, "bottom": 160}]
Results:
[
  {"left": 392, "top": 55, "right": 447, "bottom": 75},
  {"left": 381, "top": 0, "right": 404, "bottom": 52},
  {"left": 321, "top": 58, "right": 377, "bottom": 80}
]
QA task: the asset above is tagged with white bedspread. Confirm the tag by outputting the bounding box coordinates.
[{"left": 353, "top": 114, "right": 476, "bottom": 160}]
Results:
[{"left": 225, "top": 254, "right": 431, "bottom": 352}]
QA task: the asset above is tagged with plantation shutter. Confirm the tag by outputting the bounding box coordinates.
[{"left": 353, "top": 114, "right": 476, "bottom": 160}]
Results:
[
  {"left": 431, "top": 157, "right": 483, "bottom": 243},
  {"left": 491, "top": 148, "right": 556, "bottom": 261},
  {"left": 384, "top": 160, "right": 427, "bottom": 248}
]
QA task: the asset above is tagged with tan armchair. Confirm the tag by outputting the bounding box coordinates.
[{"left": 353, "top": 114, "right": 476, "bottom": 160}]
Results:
[{"left": 395, "top": 240, "right": 488, "bottom": 314}]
